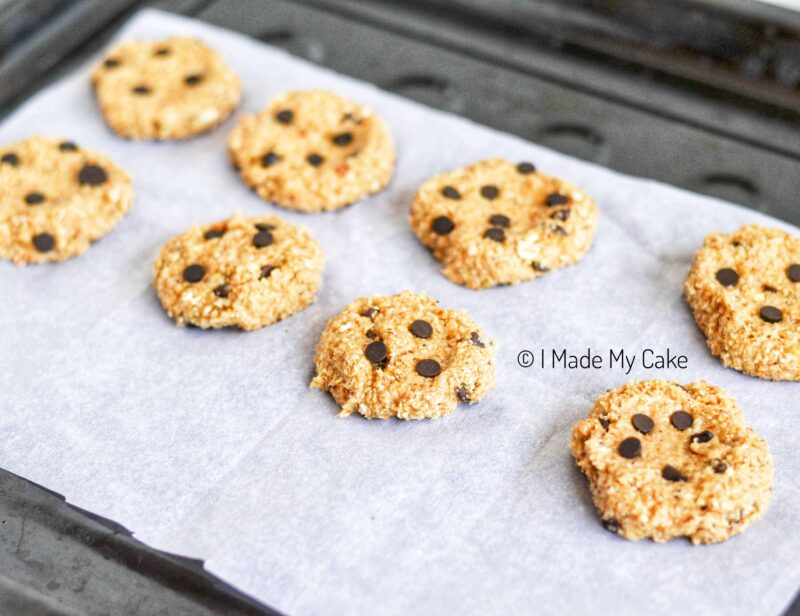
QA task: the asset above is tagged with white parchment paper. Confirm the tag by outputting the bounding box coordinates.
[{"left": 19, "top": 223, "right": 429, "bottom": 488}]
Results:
[{"left": 1, "top": 10, "right": 799, "bottom": 616}]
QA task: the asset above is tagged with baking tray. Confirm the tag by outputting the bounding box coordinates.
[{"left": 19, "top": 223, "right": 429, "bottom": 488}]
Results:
[{"left": 1, "top": 1, "right": 798, "bottom": 614}]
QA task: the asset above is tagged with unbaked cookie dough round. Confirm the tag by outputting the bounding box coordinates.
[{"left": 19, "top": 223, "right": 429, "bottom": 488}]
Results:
[
  {"left": 572, "top": 380, "right": 773, "bottom": 544},
  {"left": 311, "top": 291, "right": 496, "bottom": 420},
  {"left": 409, "top": 158, "right": 598, "bottom": 289},
  {"left": 227, "top": 90, "right": 395, "bottom": 212},
  {"left": 91, "top": 37, "right": 241, "bottom": 140},
  {"left": 684, "top": 224, "right": 800, "bottom": 381},
  {"left": 153, "top": 213, "right": 324, "bottom": 330},
  {"left": 0, "top": 136, "right": 133, "bottom": 265}
]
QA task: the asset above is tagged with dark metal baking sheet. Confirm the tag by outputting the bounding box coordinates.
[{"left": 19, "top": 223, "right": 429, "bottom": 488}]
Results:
[{"left": 1, "top": 1, "right": 798, "bottom": 614}]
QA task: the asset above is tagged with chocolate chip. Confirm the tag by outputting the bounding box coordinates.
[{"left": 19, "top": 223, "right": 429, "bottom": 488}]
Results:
[
  {"left": 441, "top": 186, "right": 461, "bottom": 200},
  {"left": 103, "top": 58, "right": 121, "bottom": 68},
  {"left": 787, "top": 264, "right": 800, "bottom": 282},
  {"left": 763, "top": 284, "right": 777, "bottom": 293},
  {"left": 550, "top": 209, "right": 570, "bottom": 221},
  {"left": 255, "top": 223, "right": 276, "bottom": 232},
  {"left": 204, "top": 229, "right": 225, "bottom": 239},
  {"left": 1, "top": 152, "right": 19, "bottom": 166},
  {"left": 601, "top": 518, "right": 620, "bottom": 534},
  {"left": 416, "top": 359, "right": 441, "bottom": 378},
  {"left": 532, "top": 261, "right": 550, "bottom": 273},
  {"left": 712, "top": 459, "right": 727, "bottom": 473},
  {"left": 78, "top": 164, "right": 107, "bottom": 186},
  {"left": 732, "top": 241, "right": 741, "bottom": 247},
  {"left": 456, "top": 385, "right": 471, "bottom": 402},
  {"left": 489, "top": 214, "right": 510, "bottom": 228},
  {"left": 307, "top": 153, "right": 324, "bottom": 167},
  {"left": 261, "top": 152, "right": 280, "bottom": 167},
  {"left": 183, "top": 264, "right": 205, "bottom": 283},
  {"left": 275, "top": 109, "right": 293, "bottom": 124},
  {"left": 759, "top": 305, "right": 783, "bottom": 323},
  {"left": 431, "top": 216, "right": 455, "bottom": 235},
  {"left": 410, "top": 319, "right": 433, "bottom": 339},
  {"left": 480, "top": 185, "right": 499, "bottom": 200},
  {"left": 32, "top": 233, "right": 54, "bottom": 253},
  {"left": 132, "top": 85, "right": 151, "bottom": 95},
  {"left": 154, "top": 47, "right": 170, "bottom": 56},
  {"left": 662, "top": 465, "right": 687, "bottom": 482},
  {"left": 715, "top": 268, "right": 739, "bottom": 287},
  {"left": 184, "top": 74, "right": 204, "bottom": 86},
  {"left": 670, "top": 411, "right": 693, "bottom": 430},
  {"left": 365, "top": 341, "right": 387, "bottom": 364},
  {"left": 631, "top": 414, "right": 654, "bottom": 435},
  {"left": 599, "top": 418, "right": 611, "bottom": 431},
  {"left": 361, "top": 307, "right": 378, "bottom": 319},
  {"left": 545, "top": 192, "right": 568, "bottom": 206},
  {"left": 213, "top": 283, "right": 229, "bottom": 298},
  {"left": 365, "top": 329, "right": 377, "bottom": 339},
  {"left": 332, "top": 132, "right": 353, "bottom": 146},
  {"left": 253, "top": 230, "right": 274, "bottom": 248},
  {"left": 470, "top": 332, "right": 485, "bottom": 348},
  {"left": 484, "top": 227, "right": 505, "bottom": 242},
  {"left": 691, "top": 430, "right": 713, "bottom": 444},
  {"left": 550, "top": 225, "right": 568, "bottom": 236},
  {"left": 25, "top": 192, "right": 45, "bottom": 205},
  {"left": 58, "top": 141, "right": 78, "bottom": 152},
  {"left": 516, "top": 161, "right": 536, "bottom": 174},
  {"left": 618, "top": 437, "right": 641, "bottom": 459},
  {"left": 260, "top": 265, "right": 276, "bottom": 279}
]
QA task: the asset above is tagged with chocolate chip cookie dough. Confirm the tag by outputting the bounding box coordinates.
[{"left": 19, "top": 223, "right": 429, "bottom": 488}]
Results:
[
  {"left": 0, "top": 136, "right": 133, "bottom": 265},
  {"left": 684, "top": 225, "right": 800, "bottom": 381},
  {"left": 227, "top": 90, "right": 395, "bottom": 212},
  {"left": 409, "top": 159, "right": 598, "bottom": 289},
  {"left": 153, "top": 213, "right": 324, "bottom": 330},
  {"left": 91, "top": 37, "right": 241, "bottom": 139},
  {"left": 572, "top": 380, "right": 773, "bottom": 544},
  {"left": 311, "top": 291, "right": 496, "bottom": 420}
]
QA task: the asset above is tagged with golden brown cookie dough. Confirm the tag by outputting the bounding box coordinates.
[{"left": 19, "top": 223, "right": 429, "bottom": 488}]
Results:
[
  {"left": 153, "top": 213, "right": 324, "bottom": 330},
  {"left": 91, "top": 37, "right": 241, "bottom": 140},
  {"left": 227, "top": 90, "right": 395, "bottom": 212},
  {"left": 684, "top": 225, "right": 800, "bottom": 381},
  {"left": 572, "top": 380, "right": 773, "bottom": 544},
  {"left": 409, "top": 159, "right": 598, "bottom": 289},
  {"left": 0, "top": 136, "right": 133, "bottom": 265},
  {"left": 311, "top": 291, "right": 496, "bottom": 420}
]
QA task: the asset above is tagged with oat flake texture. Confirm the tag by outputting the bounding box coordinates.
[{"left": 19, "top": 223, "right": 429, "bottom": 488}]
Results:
[
  {"left": 228, "top": 90, "right": 395, "bottom": 212},
  {"left": 312, "top": 291, "right": 496, "bottom": 419},
  {"left": 91, "top": 37, "right": 241, "bottom": 140},
  {"left": 409, "top": 158, "right": 598, "bottom": 289},
  {"left": 153, "top": 213, "right": 324, "bottom": 330},
  {"left": 572, "top": 380, "right": 773, "bottom": 544},
  {"left": 0, "top": 136, "right": 133, "bottom": 265},
  {"left": 684, "top": 224, "right": 800, "bottom": 381}
]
